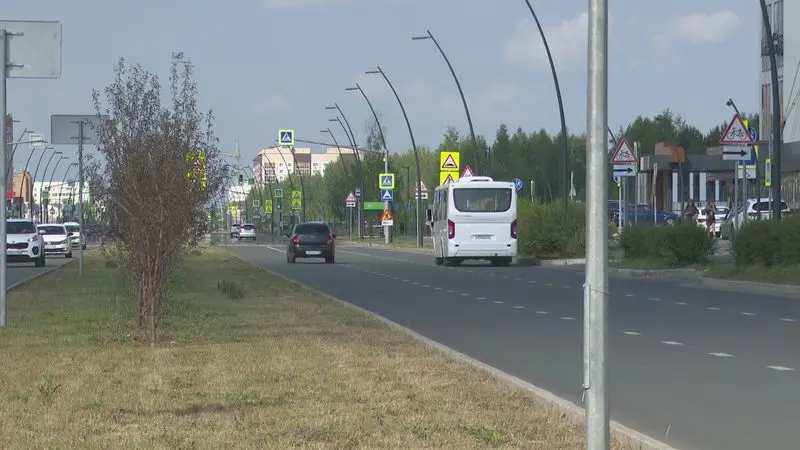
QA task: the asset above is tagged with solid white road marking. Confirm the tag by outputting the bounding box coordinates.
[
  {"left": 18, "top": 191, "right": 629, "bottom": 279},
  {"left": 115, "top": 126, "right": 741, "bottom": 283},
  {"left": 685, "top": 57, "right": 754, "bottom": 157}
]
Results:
[
  {"left": 767, "top": 366, "right": 795, "bottom": 372},
  {"left": 622, "top": 331, "right": 641, "bottom": 336},
  {"left": 709, "top": 352, "right": 733, "bottom": 358},
  {"left": 661, "top": 341, "right": 684, "bottom": 346},
  {"left": 779, "top": 318, "right": 796, "bottom": 322}
]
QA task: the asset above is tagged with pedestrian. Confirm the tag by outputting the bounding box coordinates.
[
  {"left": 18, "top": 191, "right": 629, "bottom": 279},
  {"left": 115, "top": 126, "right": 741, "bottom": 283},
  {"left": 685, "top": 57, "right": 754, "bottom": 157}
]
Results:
[
  {"left": 684, "top": 200, "right": 699, "bottom": 223},
  {"left": 704, "top": 200, "right": 718, "bottom": 235}
]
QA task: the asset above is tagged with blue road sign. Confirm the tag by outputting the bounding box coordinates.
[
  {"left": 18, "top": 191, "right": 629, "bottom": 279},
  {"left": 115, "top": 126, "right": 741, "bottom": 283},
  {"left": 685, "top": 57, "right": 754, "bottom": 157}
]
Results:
[
  {"left": 512, "top": 178, "right": 523, "bottom": 192},
  {"left": 380, "top": 174, "right": 395, "bottom": 189},
  {"left": 355, "top": 188, "right": 361, "bottom": 198},
  {"left": 381, "top": 189, "right": 394, "bottom": 201},
  {"left": 749, "top": 126, "right": 758, "bottom": 142},
  {"left": 279, "top": 130, "right": 294, "bottom": 145},
  {"left": 613, "top": 175, "right": 621, "bottom": 185}
]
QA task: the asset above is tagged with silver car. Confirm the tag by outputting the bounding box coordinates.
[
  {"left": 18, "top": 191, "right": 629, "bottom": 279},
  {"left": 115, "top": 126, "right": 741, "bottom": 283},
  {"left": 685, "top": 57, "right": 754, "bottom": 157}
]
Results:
[{"left": 238, "top": 224, "right": 256, "bottom": 241}]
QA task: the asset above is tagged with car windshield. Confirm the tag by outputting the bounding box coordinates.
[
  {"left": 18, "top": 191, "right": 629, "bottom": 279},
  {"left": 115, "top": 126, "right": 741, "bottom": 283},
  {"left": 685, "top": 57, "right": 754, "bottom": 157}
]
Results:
[
  {"left": 7, "top": 221, "right": 37, "bottom": 234},
  {"left": 452, "top": 188, "right": 512, "bottom": 213},
  {"left": 38, "top": 226, "right": 66, "bottom": 235},
  {"left": 242, "top": 224, "right": 255, "bottom": 230},
  {"left": 232, "top": 224, "right": 240, "bottom": 228},
  {"left": 65, "top": 225, "right": 79, "bottom": 233},
  {"left": 294, "top": 223, "right": 330, "bottom": 235}
]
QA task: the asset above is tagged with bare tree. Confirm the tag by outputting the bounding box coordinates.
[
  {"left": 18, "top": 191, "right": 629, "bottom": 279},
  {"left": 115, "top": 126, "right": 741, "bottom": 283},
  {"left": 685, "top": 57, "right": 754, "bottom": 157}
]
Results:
[{"left": 87, "top": 53, "right": 228, "bottom": 342}]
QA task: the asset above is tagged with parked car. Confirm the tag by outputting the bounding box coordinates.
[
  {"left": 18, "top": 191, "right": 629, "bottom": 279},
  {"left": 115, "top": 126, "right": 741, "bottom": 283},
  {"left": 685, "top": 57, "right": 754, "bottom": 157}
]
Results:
[
  {"left": 6, "top": 219, "right": 46, "bottom": 267},
  {"left": 614, "top": 203, "right": 679, "bottom": 225},
  {"left": 239, "top": 223, "right": 256, "bottom": 241},
  {"left": 63, "top": 221, "right": 86, "bottom": 250},
  {"left": 719, "top": 199, "right": 791, "bottom": 238},
  {"left": 37, "top": 223, "right": 73, "bottom": 258},
  {"left": 230, "top": 223, "right": 241, "bottom": 239},
  {"left": 285, "top": 222, "right": 336, "bottom": 264}
]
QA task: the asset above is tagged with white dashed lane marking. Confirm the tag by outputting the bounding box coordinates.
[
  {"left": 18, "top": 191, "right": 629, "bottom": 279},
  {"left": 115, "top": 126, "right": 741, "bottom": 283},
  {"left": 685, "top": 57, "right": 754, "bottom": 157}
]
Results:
[
  {"left": 648, "top": 297, "right": 661, "bottom": 301},
  {"left": 767, "top": 366, "right": 795, "bottom": 372},
  {"left": 676, "top": 302, "right": 688, "bottom": 306},
  {"left": 512, "top": 306, "right": 525, "bottom": 309},
  {"left": 560, "top": 316, "right": 576, "bottom": 321},
  {"left": 740, "top": 312, "right": 755, "bottom": 316},
  {"left": 476, "top": 296, "right": 487, "bottom": 300},
  {"left": 661, "top": 341, "right": 684, "bottom": 346},
  {"left": 460, "top": 293, "right": 470, "bottom": 297},
  {"left": 779, "top": 318, "right": 796, "bottom": 322},
  {"left": 493, "top": 301, "right": 504, "bottom": 304},
  {"left": 625, "top": 294, "right": 634, "bottom": 297},
  {"left": 709, "top": 352, "right": 733, "bottom": 358},
  {"left": 622, "top": 331, "right": 641, "bottom": 336},
  {"left": 535, "top": 311, "right": 548, "bottom": 314},
  {"left": 707, "top": 307, "right": 720, "bottom": 311}
]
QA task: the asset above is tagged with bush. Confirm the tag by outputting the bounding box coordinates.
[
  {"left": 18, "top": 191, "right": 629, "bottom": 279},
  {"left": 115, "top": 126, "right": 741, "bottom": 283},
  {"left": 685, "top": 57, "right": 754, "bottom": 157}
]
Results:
[
  {"left": 620, "top": 222, "right": 714, "bottom": 267},
  {"left": 517, "top": 201, "right": 585, "bottom": 257},
  {"left": 732, "top": 214, "right": 800, "bottom": 267}
]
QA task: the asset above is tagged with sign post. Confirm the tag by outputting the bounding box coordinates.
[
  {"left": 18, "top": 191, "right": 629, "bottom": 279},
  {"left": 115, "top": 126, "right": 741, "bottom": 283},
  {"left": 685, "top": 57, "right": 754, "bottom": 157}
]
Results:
[
  {"left": 0, "top": 21, "right": 62, "bottom": 328},
  {"left": 719, "top": 114, "right": 754, "bottom": 232},
  {"left": 378, "top": 173, "right": 395, "bottom": 244},
  {"left": 610, "top": 138, "right": 638, "bottom": 228}
]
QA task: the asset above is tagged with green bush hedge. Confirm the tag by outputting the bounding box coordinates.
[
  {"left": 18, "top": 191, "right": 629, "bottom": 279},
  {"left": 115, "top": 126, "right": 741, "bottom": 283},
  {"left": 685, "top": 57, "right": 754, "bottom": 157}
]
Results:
[
  {"left": 620, "top": 222, "right": 715, "bottom": 266},
  {"left": 732, "top": 214, "right": 800, "bottom": 267},
  {"left": 517, "top": 201, "right": 585, "bottom": 257}
]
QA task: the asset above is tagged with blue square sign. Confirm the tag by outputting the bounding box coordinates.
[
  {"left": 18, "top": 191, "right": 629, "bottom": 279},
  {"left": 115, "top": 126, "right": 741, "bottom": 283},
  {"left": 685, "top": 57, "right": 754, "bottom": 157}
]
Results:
[{"left": 381, "top": 189, "right": 394, "bottom": 201}]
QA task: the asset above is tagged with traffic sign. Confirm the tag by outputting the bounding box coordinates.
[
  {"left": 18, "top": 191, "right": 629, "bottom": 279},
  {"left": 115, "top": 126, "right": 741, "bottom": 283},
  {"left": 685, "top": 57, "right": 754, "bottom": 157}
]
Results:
[
  {"left": 461, "top": 165, "right": 474, "bottom": 178},
  {"left": 345, "top": 191, "right": 356, "bottom": 206},
  {"left": 749, "top": 126, "right": 759, "bottom": 142},
  {"left": 264, "top": 199, "right": 273, "bottom": 213},
  {"left": 719, "top": 114, "right": 753, "bottom": 145},
  {"left": 722, "top": 145, "right": 752, "bottom": 161},
  {"left": 253, "top": 199, "right": 260, "bottom": 208},
  {"left": 512, "top": 178, "right": 523, "bottom": 191},
  {"left": 274, "top": 189, "right": 283, "bottom": 198},
  {"left": 354, "top": 188, "right": 361, "bottom": 198},
  {"left": 29, "top": 133, "right": 44, "bottom": 149},
  {"left": 415, "top": 180, "right": 428, "bottom": 193},
  {"left": 738, "top": 118, "right": 758, "bottom": 166},
  {"left": 612, "top": 164, "right": 636, "bottom": 176},
  {"left": 610, "top": 138, "right": 637, "bottom": 164},
  {"left": 381, "top": 189, "right": 394, "bottom": 201},
  {"left": 765, "top": 158, "right": 772, "bottom": 187},
  {"left": 292, "top": 190, "right": 302, "bottom": 200},
  {"left": 440, "top": 151, "right": 460, "bottom": 171},
  {"left": 380, "top": 209, "right": 394, "bottom": 226},
  {"left": 439, "top": 172, "right": 458, "bottom": 185},
  {"left": 415, "top": 181, "right": 429, "bottom": 200},
  {"left": 278, "top": 129, "right": 294, "bottom": 146},
  {"left": 612, "top": 175, "right": 621, "bottom": 187},
  {"left": 291, "top": 199, "right": 302, "bottom": 210},
  {"left": 378, "top": 173, "right": 395, "bottom": 190}
]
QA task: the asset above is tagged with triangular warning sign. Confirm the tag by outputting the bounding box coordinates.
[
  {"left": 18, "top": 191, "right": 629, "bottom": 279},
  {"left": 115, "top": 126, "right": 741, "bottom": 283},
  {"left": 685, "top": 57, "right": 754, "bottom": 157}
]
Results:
[
  {"left": 415, "top": 181, "right": 428, "bottom": 192},
  {"left": 461, "top": 165, "right": 474, "bottom": 178},
  {"left": 441, "top": 154, "right": 458, "bottom": 170},
  {"left": 442, "top": 173, "right": 455, "bottom": 185},
  {"left": 345, "top": 192, "right": 356, "bottom": 202},
  {"left": 719, "top": 114, "right": 753, "bottom": 145},
  {"left": 610, "top": 138, "right": 637, "bottom": 164},
  {"left": 292, "top": 191, "right": 302, "bottom": 200}
]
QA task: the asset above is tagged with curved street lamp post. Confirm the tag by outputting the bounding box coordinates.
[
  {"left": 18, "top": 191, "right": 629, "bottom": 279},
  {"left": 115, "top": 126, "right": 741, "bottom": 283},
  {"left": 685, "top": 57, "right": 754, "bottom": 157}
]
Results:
[
  {"left": 326, "top": 106, "right": 365, "bottom": 240},
  {"left": 365, "top": 66, "right": 424, "bottom": 247},
  {"left": 523, "top": 0, "right": 569, "bottom": 214},
  {"left": 343, "top": 85, "right": 393, "bottom": 244},
  {"left": 39, "top": 151, "right": 63, "bottom": 222},
  {"left": 412, "top": 30, "right": 480, "bottom": 175},
  {"left": 46, "top": 156, "right": 70, "bottom": 222}
]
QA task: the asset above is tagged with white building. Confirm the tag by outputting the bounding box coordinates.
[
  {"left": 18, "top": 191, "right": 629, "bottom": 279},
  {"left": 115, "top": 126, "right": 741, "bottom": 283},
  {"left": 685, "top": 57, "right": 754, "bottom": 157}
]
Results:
[
  {"left": 252, "top": 146, "right": 357, "bottom": 183},
  {"left": 30, "top": 181, "right": 90, "bottom": 222}
]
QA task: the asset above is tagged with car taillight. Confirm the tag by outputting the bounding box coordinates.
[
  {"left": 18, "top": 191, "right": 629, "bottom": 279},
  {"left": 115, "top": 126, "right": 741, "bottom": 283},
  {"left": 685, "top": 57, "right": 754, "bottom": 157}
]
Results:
[
  {"left": 326, "top": 234, "right": 333, "bottom": 243},
  {"left": 447, "top": 220, "right": 455, "bottom": 239},
  {"left": 511, "top": 219, "right": 518, "bottom": 239},
  {"left": 291, "top": 235, "right": 300, "bottom": 245}
]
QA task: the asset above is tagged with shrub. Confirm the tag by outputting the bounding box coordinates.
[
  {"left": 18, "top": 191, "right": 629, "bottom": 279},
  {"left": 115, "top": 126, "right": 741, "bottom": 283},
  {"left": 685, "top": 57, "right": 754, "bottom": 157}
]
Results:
[
  {"left": 217, "top": 280, "right": 245, "bottom": 300},
  {"left": 620, "top": 222, "right": 714, "bottom": 266},
  {"left": 517, "top": 201, "right": 585, "bottom": 258},
  {"left": 733, "top": 214, "right": 800, "bottom": 267}
]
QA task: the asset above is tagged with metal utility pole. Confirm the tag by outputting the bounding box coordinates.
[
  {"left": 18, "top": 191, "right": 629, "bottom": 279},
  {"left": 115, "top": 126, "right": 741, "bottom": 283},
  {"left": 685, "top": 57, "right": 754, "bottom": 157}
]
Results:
[
  {"left": 759, "top": 0, "right": 783, "bottom": 221},
  {"left": 584, "top": 0, "right": 610, "bottom": 448},
  {"left": 77, "top": 121, "right": 86, "bottom": 275},
  {"left": 0, "top": 28, "right": 8, "bottom": 327}
]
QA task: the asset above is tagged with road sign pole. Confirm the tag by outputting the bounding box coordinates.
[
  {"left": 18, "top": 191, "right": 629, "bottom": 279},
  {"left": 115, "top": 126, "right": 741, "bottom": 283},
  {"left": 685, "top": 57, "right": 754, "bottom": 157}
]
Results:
[
  {"left": 384, "top": 152, "right": 391, "bottom": 245},
  {"left": 0, "top": 29, "right": 8, "bottom": 327},
  {"left": 77, "top": 121, "right": 85, "bottom": 276},
  {"left": 585, "top": 0, "right": 610, "bottom": 448}
]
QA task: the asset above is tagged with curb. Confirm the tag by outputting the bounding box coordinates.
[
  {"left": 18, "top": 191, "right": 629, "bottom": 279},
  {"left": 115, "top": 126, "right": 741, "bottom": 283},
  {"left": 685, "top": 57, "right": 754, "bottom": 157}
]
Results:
[
  {"left": 692, "top": 276, "right": 800, "bottom": 299},
  {"left": 221, "top": 247, "right": 677, "bottom": 450},
  {"left": 517, "top": 257, "right": 586, "bottom": 267},
  {"left": 609, "top": 267, "right": 702, "bottom": 280}
]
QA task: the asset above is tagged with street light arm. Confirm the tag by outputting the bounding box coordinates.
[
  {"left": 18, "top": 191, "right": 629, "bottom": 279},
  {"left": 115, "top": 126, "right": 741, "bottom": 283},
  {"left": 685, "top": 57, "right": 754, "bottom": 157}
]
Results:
[
  {"left": 523, "top": 0, "right": 569, "bottom": 212},
  {"left": 347, "top": 84, "right": 388, "bottom": 152},
  {"left": 416, "top": 30, "right": 480, "bottom": 174}
]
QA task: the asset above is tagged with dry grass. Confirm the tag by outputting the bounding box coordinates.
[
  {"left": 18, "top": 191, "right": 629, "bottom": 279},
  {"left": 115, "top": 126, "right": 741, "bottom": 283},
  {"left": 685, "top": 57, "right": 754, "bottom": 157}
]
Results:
[{"left": 0, "top": 247, "right": 634, "bottom": 449}]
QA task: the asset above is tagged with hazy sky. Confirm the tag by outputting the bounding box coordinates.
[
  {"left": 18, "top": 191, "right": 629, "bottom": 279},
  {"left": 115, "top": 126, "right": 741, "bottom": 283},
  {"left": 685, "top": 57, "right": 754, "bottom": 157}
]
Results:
[{"left": 5, "top": 0, "right": 760, "bottom": 180}]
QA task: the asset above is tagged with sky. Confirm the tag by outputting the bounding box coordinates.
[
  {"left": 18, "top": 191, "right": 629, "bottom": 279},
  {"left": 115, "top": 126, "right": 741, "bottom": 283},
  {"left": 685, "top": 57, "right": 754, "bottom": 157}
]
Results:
[{"left": 4, "top": 0, "right": 761, "bottom": 181}]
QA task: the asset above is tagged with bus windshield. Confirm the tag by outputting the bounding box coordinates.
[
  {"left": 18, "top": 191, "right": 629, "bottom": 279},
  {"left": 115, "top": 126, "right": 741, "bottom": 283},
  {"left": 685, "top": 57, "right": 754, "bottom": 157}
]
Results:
[{"left": 452, "top": 188, "right": 512, "bottom": 213}]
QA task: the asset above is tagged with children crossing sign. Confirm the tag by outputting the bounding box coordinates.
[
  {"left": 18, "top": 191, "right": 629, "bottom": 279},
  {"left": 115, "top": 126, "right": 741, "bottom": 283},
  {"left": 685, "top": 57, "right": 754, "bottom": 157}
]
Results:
[{"left": 291, "top": 190, "right": 302, "bottom": 210}]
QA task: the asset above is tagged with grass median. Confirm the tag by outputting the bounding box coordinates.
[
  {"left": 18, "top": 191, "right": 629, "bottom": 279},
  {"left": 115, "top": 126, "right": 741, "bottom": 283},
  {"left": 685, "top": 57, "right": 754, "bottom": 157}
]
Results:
[{"left": 0, "top": 246, "right": 635, "bottom": 449}]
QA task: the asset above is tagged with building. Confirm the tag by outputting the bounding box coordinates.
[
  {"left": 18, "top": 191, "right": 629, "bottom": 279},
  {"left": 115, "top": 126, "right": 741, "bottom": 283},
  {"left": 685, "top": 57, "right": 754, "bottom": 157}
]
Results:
[
  {"left": 30, "top": 180, "right": 90, "bottom": 221},
  {"left": 12, "top": 170, "right": 33, "bottom": 203},
  {"left": 252, "top": 146, "right": 357, "bottom": 183}
]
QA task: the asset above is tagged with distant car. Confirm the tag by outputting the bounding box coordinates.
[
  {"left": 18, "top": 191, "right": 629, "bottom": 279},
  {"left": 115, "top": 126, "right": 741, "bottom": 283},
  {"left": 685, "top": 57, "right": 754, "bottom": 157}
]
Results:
[
  {"left": 63, "top": 221, "right": 86, "bottom": 250},
  {"left": 614, "top": 203, "right": 679, "bottom": 226},
  {"left": 230, "top": 223, "right": 241, "bottom": 239},
  {"left": 239, "top": 223, "right": 256, "bottom": 241},
  {"left": 37, "top": 223, "right": 73, "bottom": 258},
  {"left": 285, "top": 222, "right": 336, "bottom": 264},
  {"left": 6, "top": 219, "right": 46, "bottom": 267}
]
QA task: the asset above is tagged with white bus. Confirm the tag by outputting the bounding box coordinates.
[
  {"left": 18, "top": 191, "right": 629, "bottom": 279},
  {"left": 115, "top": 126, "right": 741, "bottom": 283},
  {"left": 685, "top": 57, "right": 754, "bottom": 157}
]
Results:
[{"left": 426, "top": 176, "right": 518, "bottom": 267}]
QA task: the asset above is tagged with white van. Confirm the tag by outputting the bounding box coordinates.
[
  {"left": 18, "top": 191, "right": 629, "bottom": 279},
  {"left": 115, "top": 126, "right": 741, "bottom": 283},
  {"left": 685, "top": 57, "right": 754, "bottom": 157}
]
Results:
[{"left": 426, "top": 176, "right": 518, "bottom": 266}]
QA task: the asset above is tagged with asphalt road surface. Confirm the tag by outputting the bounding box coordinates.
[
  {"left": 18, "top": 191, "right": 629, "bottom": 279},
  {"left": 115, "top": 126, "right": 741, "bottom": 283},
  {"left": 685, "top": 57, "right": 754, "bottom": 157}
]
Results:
[
  {"left": 224, "top": 242, "right": 800, "bottom": 450},
  {"left": 7, "top": 253, "right": 83, "bottom": 288}
]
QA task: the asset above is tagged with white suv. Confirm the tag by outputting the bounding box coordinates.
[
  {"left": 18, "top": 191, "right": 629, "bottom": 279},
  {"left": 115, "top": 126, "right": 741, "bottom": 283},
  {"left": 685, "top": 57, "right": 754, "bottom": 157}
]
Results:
[
  {"left": 6, "top": 219, "right": 46, "bottom": 267},
  {"left": 63, "top": 221, "right": 86, "bottom": 250}
]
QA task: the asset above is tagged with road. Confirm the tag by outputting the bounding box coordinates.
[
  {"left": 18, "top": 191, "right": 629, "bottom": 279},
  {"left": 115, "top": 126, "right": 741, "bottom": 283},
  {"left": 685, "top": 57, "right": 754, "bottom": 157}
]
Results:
[
  {"left": 224, "top": 242, "right": 800, "bottom": 450},
  {"left": 7, "top": 254, "right": 76, "bottom": 288}
]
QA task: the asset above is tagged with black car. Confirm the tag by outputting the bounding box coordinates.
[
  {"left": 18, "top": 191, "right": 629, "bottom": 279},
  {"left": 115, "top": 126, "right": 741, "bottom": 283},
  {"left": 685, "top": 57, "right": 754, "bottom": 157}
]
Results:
[{"left": 285, "top": 222, "right": 336, "bottom": 264}]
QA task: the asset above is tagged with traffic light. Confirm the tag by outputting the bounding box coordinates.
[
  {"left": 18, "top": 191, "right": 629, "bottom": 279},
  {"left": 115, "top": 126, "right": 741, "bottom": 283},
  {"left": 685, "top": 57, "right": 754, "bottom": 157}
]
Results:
[
  {"left": 276, "top": 197, "right": 282, "bottom": 210},
  {"left": 238, "top": 174, "right": 244, "bottom": 184}
]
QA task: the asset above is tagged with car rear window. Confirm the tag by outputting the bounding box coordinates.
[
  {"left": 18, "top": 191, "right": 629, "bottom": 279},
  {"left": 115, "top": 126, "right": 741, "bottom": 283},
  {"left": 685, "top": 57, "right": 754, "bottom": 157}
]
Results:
[
  {"left": 453, "top": 188, "right": 512, "bottom": 213},
  {"left": 753, "top": 201, "right": 789, "bottom": 211},
  {"left": 65, "top": 225, "right": 79, "bottom": 233},
  {"left": 232, "top": 224, "right": 241, "bottom": 228},
  {"left": 38, "top": 226, "right": 66, "bottom": 235},
  {"left": 7, "top": 221, "right": 37, "bottom": 234},
  {"left": 242, "top": 225, "right": 255, "bottom": 230},
  {"left": 294, "top": 224, "right": 330, "bottom": 235}
]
